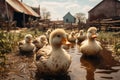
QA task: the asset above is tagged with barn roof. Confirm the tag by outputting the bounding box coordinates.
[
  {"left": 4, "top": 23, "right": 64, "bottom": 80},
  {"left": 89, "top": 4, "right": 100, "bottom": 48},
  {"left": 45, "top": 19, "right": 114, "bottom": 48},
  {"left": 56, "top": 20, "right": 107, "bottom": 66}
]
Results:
[
  {"left": 22, "top": 3, "right": 40, "bottom": 17},
  {"left": 88, "top": 0, "right": 103, "bottom": 13},
  {"left": 6, "top": 0, "right": 40, "bottom": 17}
]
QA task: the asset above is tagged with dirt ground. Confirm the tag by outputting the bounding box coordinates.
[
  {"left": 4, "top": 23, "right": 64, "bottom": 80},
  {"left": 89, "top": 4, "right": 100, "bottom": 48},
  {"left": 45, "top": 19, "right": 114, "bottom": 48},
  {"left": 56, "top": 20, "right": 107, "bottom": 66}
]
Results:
[{"left": 0, "top": 51, "right": 37, "bottom": 80}]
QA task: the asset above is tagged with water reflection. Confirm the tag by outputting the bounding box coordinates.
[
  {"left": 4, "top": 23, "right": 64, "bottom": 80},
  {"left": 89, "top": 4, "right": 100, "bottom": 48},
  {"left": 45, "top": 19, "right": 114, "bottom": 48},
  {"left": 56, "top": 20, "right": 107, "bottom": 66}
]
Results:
[
  {"left": 68, "top": 43, "right": 120, "bottom": 80},
  {"left": 80, "top": 55, "right": 101, "bottom": 80},
  {"left": 35, "top": 71, "right": 71, "bottom": 80},
  {"left": 79, "top": 45, "right": 120, "bottom": 80}
]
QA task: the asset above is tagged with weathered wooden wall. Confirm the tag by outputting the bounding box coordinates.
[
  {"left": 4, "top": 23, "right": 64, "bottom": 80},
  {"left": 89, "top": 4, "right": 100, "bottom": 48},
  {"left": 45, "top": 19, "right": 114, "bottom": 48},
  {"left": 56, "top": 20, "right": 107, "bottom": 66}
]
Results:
[
  {"left": 88, "top": 0, "right": 120, "bottom": 21},
  {"left": 0, "top": 0, "right": 14, "bottom": 21}
]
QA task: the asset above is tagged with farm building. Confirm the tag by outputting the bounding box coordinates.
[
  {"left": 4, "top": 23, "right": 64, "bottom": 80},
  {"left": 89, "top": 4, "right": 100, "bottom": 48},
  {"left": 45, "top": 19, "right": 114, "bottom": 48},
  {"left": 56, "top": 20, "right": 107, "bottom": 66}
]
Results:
[
  {"left": 0, "top": 0, "right": 40, "bottom": 28},
  {"left": 88, "top": 0, "right": 120, "bottom": 30},
  {"left": 63, "top": 12, "right": 76, "bottom": 23}
]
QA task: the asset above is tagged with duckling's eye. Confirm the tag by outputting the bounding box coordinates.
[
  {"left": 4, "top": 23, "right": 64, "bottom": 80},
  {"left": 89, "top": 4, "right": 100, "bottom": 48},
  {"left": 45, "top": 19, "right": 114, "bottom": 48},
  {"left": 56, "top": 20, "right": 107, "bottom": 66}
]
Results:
[{"left": 57, "top": 35, "right": 61, "bottom": 37}]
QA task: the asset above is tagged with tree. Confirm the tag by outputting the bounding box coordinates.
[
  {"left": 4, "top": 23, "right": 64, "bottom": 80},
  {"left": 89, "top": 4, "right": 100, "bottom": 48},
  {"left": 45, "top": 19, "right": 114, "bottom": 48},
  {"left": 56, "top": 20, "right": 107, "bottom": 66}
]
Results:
[
  {"left": 75, "top": 12, "right": 86, "bottom": 23},
  {"left": 41, "top": 8, "right": 51, "bottom": 20},
  {"left": 75, "top": 12, "right": 86, "bottom": 29}
]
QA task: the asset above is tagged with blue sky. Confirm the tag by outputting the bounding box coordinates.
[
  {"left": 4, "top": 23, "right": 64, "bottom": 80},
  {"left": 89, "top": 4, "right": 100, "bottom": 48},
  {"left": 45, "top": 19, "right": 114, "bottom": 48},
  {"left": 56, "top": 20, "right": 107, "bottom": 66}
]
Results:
[{"left": 21, "top": 0, "right": 103, "bottom": 20}]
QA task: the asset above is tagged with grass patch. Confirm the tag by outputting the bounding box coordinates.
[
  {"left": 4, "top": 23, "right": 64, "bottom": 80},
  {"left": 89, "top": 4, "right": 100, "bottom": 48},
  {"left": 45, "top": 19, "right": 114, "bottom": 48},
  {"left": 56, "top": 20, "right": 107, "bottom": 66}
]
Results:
[
  {"left": 0, "top": 28, "right": 44, "bottom": 69},
  {"left": 98, "top": 31, "right": 120, "bottom": 55}
]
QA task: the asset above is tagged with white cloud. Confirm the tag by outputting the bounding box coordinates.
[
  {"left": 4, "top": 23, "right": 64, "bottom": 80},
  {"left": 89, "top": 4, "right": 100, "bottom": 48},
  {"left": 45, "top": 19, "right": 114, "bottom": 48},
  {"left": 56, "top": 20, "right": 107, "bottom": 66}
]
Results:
[
  {"left": 21, "top": 0, "right": 97, "bottom": 20},
  {"left": 40, "top": 1, "right": 63, "bottom": 20},
  {"left": 40, "top": 1, "right": 62, "bottom": 7},
  {"left": 40, "top": 1, "right": 82, "bottom": 20},
  {"left": 82, "top": 5, "right": 92, "bottom": 18},
  {"left": 65, "top": 3, "right": 80, "bottom": 10},
  {"left": 22, "top": 0, "right": 39, "bottom": 7},
  {"left": 82, "top": 5, "right": 91, "bottom": 12},
  {"left": 89, "top": 0, "right": 98, "bottom": 2}
]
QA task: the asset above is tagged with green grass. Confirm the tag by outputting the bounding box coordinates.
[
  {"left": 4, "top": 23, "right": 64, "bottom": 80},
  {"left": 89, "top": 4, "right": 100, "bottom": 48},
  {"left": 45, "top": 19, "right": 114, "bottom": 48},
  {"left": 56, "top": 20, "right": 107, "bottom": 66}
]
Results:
[
  {"left": 98, "top": 31, "right": 120, "bottom": 55},
  {"left": 0, "top": 28, "right": 44, "bottom": 69}
]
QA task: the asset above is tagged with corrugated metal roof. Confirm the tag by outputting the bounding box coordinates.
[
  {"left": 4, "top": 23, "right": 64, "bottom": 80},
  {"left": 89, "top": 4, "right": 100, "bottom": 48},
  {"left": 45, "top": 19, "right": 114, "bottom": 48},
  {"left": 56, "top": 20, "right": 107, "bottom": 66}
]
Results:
[
  {"left": 6, "top": 0, "right": 39, "bottom": 17},
  {"left": 22, "top": 3, "right": 39, "bottom": 17}
]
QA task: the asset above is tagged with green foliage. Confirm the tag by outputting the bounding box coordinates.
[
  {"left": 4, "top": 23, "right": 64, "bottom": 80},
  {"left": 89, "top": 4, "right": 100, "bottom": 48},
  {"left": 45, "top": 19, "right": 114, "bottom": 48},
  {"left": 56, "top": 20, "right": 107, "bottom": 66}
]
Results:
[
  {"left": 98, "top": 31, "right": 115, "bottom": 44},
  {"left": 0, "top": 29, "right": 43, "bottom": 72},
  {"left": 114, "top": 43, "right": 120, "bottom": 55},
  {"left": 98, "top": 31, "right": 120, "bottom": 55},
  {"left": 0, "top": 29, "right": 43, "bottom": 54},
  {"left": 0, "top": 32, "right": 12, "bottom": 54}
]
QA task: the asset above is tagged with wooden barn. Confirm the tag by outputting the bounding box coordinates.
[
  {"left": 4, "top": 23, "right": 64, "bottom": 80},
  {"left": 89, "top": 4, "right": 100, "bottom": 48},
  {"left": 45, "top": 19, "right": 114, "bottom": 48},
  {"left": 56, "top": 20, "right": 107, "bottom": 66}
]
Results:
[
  {"left": 88, "top": 0, "right": 120, "bottom": 30},
  {"left": 0, "top": 0, "right": 40, "bottom": 28}
]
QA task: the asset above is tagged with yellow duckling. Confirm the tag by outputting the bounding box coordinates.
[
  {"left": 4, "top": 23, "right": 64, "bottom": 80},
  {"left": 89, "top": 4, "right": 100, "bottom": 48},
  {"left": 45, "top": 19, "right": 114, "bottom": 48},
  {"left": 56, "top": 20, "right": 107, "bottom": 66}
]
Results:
[
  {"left": 76, "top": 30, "right": 86, "bottom": 43},
  {"left": 33, "top": 35, "right": 48, "bottom": 52},
  {"left": 68, "top": 31, "right": 76, "bottom": 42},
  {"left": 19, "top": 34, "right": 35, "bottom": 55},
  {"left": 45, "top": 29, "right": 52, "bottom": 42},
  {"left": 35, "top": 29, "right": 71, "bottom": 76},
  {"left": 39, "top": 35, "right": 48, "bottom": 45},
  {"left": 80, "top": 27, "right": 102, "bottom": 56}
]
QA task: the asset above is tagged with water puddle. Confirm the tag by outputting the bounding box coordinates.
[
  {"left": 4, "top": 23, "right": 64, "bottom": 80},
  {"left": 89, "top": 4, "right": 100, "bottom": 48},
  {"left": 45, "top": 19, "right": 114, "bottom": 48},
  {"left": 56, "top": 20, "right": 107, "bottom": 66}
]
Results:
[{"left": 68, "top": 43, "right": 120, "bottom": 80}]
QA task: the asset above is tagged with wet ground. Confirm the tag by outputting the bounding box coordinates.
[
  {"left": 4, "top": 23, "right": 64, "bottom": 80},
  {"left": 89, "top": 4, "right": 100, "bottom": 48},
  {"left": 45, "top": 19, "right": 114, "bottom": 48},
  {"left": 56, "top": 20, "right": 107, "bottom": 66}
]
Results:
[{"left": 1, "top": 43, "right": 120, "bottom": 80}]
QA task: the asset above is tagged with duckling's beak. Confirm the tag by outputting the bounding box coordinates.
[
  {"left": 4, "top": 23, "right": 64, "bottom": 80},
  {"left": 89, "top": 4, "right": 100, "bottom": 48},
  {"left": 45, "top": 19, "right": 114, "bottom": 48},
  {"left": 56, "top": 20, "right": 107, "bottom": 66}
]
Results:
[
  {"left": 92, "top": 34, "right": 97, "bottom": 38},
  {"left": 62, "top": 38, "right": 71, "bottom": 45}
]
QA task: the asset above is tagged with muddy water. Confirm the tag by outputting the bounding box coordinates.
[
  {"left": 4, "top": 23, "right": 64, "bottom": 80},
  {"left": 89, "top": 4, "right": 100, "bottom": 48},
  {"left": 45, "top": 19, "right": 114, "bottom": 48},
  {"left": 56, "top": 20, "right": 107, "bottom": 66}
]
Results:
[
  {"left": 1, "top": 43, "right": 120, "bottom": 80},
  {"left": 68, "top": 44, "right": 120, "bottom": 80}
]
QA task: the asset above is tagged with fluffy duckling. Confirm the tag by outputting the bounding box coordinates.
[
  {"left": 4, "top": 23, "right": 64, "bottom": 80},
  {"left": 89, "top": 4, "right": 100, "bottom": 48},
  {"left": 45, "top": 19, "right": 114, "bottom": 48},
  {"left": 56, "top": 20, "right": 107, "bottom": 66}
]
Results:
[
  {"left": 35, "top": 29, "right": 71, "bottom": 76},
  {"left": 76, "top": 30, "right": 86, "bottom": 43},
  {"left": 61, "top": 33, "right": 72, "bottom": 49},
  {"left": 33, "top": 35, "right": 48, "bottom": 52},
  {"left": 40, "top": 35, "right": 48, "bottom": 45},
  {"left": 68, "top": 31, "right": 76, "bottom": 42},
  {"left": 19, "top": 34, "right": 35, "bottom": 55},
  {"left": 45, "top": 29, "right": 52, "bottom": 42},
  {"left": 80, "top": 27, "right": 102, "bottom": 56}
]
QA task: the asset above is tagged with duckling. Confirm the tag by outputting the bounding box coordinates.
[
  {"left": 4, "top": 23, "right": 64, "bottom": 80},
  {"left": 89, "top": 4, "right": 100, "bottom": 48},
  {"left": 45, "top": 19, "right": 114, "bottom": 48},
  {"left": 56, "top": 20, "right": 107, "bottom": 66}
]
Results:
[
  {"left": 62, "top": 33, "right": 72, "bottom": 49},
  {"left": 18, "top": 34, "right": 35, "bottom": 55},
  {"left": 76, "top": 30, "right": 86, "bottom": 43},
  {"left": 35, "top": 29, "right": 71, "bottom": 76},
  {"left": 45, "top": 29, "right": 52, "bottom": 42},
  {"left": 33, "top": 35, "right": 48, "bottom": 52},
  {"left": 40, "top": 35, "right": 48, "bottom": 45},
  {"left": 80, "top": 27, "right": 102, "bottom": 56},
  {"left": 68, "top": 31, "right": 76, "bottom": 42}
]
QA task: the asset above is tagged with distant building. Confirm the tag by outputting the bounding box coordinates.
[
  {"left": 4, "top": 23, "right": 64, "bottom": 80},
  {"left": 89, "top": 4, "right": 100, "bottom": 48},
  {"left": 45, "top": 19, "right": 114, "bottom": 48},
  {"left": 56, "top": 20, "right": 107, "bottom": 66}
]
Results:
[
  {"left": 0, "top": 0, "right": 40, "bottom": 27},
  {"left": 88, "top": 0, "right": 120, "bottom": 22},
  {"left": 63, "top": 12, "right": 76, "bottom": 23}
]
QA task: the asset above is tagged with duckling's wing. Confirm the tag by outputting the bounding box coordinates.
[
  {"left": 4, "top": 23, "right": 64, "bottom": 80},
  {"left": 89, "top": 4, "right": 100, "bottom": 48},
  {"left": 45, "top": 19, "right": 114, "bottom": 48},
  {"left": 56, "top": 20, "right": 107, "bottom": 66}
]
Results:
[
  {"left": 80, "top": 39, "right": 87, "bottom": 45},
  {"left": 35, "top": 56, "right": 49, "bottom": 73},
  {"left": 18, "top": 40, "right": 25, "bottom": 50},
  {"left": 36, "top": 45, "right": 51, "bottom": 60},
  {"left": 35, "top": 46, "right": 51, "bottom": 74}
]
